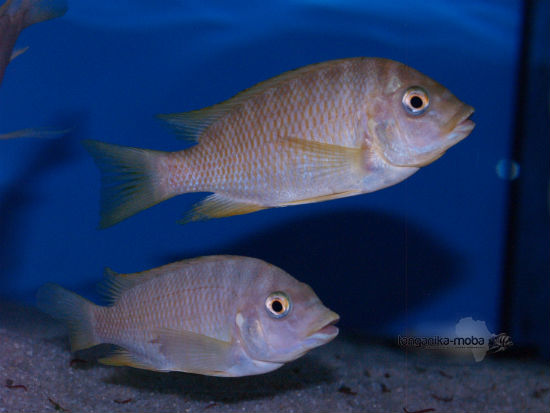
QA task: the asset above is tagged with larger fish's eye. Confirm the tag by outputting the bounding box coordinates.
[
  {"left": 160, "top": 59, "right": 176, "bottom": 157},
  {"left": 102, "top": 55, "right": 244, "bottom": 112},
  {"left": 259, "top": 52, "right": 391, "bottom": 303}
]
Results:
[
  {"left": 402, "top": 87, "right": 429, "bottom": 116},
  {"left": 265, "top": 291, "right": 291, "bottom": 318}
]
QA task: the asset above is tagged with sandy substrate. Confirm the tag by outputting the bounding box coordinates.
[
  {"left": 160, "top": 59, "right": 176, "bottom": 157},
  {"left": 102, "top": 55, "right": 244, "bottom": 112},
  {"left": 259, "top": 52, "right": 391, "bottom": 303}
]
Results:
[{"left": 0, "top": 300, "right": 548, "bottom": 413}]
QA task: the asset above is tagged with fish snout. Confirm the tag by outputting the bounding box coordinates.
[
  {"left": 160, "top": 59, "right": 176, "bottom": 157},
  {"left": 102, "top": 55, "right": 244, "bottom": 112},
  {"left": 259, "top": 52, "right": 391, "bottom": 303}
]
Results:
[
  {"left": 449, "top": 105, "right": 475, "bottom": 137},
  {"left": 305, "top": 310, "right": 340, "bottom": 342}
]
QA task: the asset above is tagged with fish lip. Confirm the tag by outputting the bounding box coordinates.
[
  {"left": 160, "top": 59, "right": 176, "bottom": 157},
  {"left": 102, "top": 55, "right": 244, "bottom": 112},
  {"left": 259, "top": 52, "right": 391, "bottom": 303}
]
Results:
[
  {"left": 449, "top": 105, "right": 475, "bottom": 138},
  {"left": 306, "top": 312, "right": 340, "bottom": 340},
  {"left": 434, "top": 105, "right": 475, "bottom": 158},
  {"left": 453, "top": 118, "right": 475, "bottom": 140}
]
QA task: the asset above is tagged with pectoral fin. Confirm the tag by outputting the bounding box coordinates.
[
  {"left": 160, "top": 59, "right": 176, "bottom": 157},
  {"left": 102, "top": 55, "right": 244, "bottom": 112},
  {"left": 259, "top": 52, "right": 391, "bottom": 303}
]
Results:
[
  {"left": 154, "top": 328, "right": 233, "bottom": 375},
  {"left": 276, "top": 137, "right": 363, "bottom": 181},
  {"left": 182, "top": 137, "right": 364, "bottom": 221}
]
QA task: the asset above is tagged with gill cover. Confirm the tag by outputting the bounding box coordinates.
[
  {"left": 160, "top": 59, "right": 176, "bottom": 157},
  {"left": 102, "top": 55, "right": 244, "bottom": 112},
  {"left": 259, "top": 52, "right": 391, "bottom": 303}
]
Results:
[{"left": 236, "top": 312, "right": 270, "bottom": 360}]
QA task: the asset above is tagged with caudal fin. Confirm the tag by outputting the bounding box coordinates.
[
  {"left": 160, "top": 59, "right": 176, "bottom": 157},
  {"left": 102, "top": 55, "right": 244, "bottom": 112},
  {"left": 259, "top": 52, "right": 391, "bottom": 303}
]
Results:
[
  {"left": 82, "top": 139, "right": 173, "bottom": 228},
  {"left": 36, "top": 283, "right": 99, "bottom": 352}
]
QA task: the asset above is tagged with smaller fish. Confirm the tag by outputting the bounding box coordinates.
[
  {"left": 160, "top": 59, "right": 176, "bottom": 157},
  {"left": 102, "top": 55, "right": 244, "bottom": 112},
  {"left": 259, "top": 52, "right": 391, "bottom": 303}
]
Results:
[
  {"left": 0, "top": 0, "right": 68, "bottom": 140},
  {"left": 37, "top": 256, "right": 339, "bottom": 377}
]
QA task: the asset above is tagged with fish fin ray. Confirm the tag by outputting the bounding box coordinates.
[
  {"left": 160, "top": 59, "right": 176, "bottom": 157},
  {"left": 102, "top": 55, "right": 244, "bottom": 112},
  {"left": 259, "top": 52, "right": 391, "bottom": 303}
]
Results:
[
  {"left": 82, "top": 139, "right": 174, "bottom": 228},
  {"left": 97, "top": 259, "right": 227, "bottom": 303},
  {"left": 224, "top": 60, "right": 351, "bottom": 103},
  {"left": 36, "top": 283, "right": 99, "bottom": 352},
  {"left": 277, "top": 136, "right": 363, "bottom": 181},
  {"left": 157, "top": 59, "right": 352, "bottom": 142},
  {"left": 9, "top": 46, "right": 29, "bottom": 61},
  {"left": 97, "top": 267, "right": 164, "bottom": 304},
  {"left": 103, "top": 267, "right": 119, "bottom": 278},
  {"left": 96, "top": 268, "right": 136, "bottom": 305},
  {"left": 154, "top": 328, "right": 232, "bottom": 374},
  {"left": 99, "top": 349, "right": 163, "bottom": 371},
  {"left": 157, "top": 108, "right": 230, "bottom": 142},
  {"left": 181, "top": 194, "right": 266, "bottom": 223}
]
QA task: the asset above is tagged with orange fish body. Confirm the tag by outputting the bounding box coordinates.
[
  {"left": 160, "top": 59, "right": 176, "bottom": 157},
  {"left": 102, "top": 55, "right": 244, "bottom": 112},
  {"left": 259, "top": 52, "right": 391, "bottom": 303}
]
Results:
[{"left": 84, "top": 58, "right": 475, "bottom": 227}]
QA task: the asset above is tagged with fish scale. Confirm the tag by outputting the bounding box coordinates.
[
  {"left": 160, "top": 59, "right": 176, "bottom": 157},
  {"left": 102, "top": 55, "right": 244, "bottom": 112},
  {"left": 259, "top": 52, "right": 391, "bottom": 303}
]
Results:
[
  {"left": 83, "top": 57, "right": 474, "bottom": 227},
  {"left": 92, "top": 274, "right": 235, "bottom": 369},
  {"left": 37, "top": 256, "right": 339, "bottom": 376}
]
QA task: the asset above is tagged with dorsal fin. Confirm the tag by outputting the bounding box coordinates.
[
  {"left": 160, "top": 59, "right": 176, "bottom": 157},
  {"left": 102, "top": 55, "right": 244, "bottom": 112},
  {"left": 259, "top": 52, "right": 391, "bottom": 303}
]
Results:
[
  {"left": 157, "top": 58, "right": 354, "bottom": 142},
  {"left": 96, "top": 267, "right": 159, "bottom": 305},
  {"left": 97, "top": 267, "right": 133, "bottom": 305},
  {"left": 96, "top": 257, "right": 236, "bottom": 304},
  {"left": 156, "top": 107, "right": 229, "bottom": 142},
  {"left": 96, "top": 256, "right": 263, "bottom": 305}
]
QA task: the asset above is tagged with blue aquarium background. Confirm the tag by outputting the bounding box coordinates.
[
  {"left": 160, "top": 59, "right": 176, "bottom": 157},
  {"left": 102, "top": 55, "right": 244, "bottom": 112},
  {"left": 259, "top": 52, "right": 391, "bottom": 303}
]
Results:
[{"left": 0, "top": 1, "right": 548, "bottom": 356}]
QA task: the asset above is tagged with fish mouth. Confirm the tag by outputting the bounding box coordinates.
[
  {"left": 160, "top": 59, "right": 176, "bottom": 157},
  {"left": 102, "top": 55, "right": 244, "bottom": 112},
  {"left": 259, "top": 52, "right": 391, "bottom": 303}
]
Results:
[
  {"left": 446, "top": 104, "right": 475, "bottom": 144},
  {"left": 259, "top": 311, "right": 340, "bottom": 364},
  {"left": 306, "top": 311, "right": 340, "bottom": 342}
]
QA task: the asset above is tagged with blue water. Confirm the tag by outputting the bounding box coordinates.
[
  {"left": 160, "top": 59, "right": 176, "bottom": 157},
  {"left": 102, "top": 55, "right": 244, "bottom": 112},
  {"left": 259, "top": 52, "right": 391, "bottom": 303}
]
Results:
[{"left": 0, "top": 1, "right": 538, "bottom": 349}]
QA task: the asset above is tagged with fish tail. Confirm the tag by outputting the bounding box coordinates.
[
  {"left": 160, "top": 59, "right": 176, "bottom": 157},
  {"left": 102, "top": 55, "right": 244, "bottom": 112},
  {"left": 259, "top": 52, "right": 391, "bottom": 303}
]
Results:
[
  {"left": 36, "top": 283, "right": 100, "bottom": 352},
  {"left": 82, "top": 139, "right": 175, "bottom": 228},
  {"left": 16, "top": 0, "right": 68, "bottom": 28}
]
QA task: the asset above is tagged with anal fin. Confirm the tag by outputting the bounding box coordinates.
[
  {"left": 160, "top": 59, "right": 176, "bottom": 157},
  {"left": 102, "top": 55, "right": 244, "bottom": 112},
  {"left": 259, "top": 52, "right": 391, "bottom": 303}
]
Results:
[
  {"left": 99, "top": 349, "right": 163, "bottom": 372},
  {"left": 181, "top": 194, "right": 266, "bottom": 223}
]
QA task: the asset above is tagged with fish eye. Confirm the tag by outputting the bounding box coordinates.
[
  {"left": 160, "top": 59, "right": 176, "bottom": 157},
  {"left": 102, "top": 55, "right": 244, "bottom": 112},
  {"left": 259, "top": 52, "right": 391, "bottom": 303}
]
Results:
[
  {"left": 265, "top": 291, "right": 291, "bottom": 319},
  {"left": 402, "top": 87, "right": 429, "bottom": 116}
]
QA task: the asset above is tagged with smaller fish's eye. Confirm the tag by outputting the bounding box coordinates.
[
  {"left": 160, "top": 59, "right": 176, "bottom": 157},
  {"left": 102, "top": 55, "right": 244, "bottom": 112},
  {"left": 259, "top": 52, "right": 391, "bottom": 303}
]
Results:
[
  {"left": 402, "top": 87, "right": 429, "bottom": 115},
  {"left": 265, "top": 292, "right": 291, "bottom": 318}
]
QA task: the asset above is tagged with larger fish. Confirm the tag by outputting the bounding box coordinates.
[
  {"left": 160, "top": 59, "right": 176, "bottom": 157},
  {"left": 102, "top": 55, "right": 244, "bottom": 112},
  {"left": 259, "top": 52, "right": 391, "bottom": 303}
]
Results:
[
  {"left": 0, "top": 0, "right": 68, "bottom": 139},
  {"left": 84, "top": 57, "right": 475, "bottom": 228},
  {"left": 37, "top": 256, "right": 339, "bottom": 377}
]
